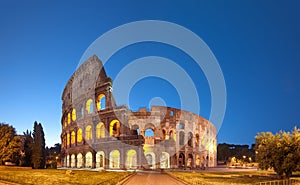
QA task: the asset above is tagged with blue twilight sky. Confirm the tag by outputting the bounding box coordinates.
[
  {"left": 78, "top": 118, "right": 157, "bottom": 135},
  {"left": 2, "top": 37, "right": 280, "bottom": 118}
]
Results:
[{"left": 0, "top": 1, "right": 299, "bottom": 147}]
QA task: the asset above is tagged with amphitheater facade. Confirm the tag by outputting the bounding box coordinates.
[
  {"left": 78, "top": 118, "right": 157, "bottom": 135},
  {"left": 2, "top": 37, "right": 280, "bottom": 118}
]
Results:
[{"left": 61, "top": 55, "right": 217, "bottom": 169}]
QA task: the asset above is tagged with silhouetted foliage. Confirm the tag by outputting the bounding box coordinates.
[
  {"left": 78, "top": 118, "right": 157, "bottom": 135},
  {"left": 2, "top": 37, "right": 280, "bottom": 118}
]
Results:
[
  {"left": 21, "top": 129, "right": 33, "bottom": 167},
  {"left": 32, "top": 121, "right": 46, "bottom": 169},
  {"left": 46, "top": 143, "right": 61, "bottom": 169},
  {"left": 217, "top": 143, "right": 255, "bottom": 163}
]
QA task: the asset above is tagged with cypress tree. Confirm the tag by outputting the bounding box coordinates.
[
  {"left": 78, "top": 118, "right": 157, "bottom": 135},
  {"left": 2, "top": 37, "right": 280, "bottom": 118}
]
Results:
[
  {"left": 22, "top": 129, "right": 33, "bottom": 167},
  {"left": 32, "top": 121, "right": 46, "bottom": 169}
]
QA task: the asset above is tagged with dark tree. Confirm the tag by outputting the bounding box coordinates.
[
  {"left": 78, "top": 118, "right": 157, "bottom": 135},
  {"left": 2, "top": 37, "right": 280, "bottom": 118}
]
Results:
[
  {"left": 32, "top": 121, "right": 46, "bottom": 169},
  {"left": 21, "top": 129, "right": 33, "bottom": 167}
]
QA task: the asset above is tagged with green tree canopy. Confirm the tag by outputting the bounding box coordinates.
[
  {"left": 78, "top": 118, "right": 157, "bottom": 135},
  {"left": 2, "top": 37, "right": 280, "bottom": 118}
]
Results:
[
  {"left": 0, "top": 123, "right": 22, "bottom": 165},
  {"left": 255, "top": 127, "right": 300, "bottom": 178}
]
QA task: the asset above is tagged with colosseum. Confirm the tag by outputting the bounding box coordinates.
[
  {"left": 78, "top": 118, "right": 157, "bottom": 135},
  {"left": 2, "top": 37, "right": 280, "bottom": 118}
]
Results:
[{"left": 61, "top": 55, "right": 217, "bottom": 170}]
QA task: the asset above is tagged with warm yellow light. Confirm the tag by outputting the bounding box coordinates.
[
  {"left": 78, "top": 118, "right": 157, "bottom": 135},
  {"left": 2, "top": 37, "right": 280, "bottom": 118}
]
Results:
[
  {"left": 97, "top": 94, "right": 105, "bottom": 111},
  {"left": 243, "top": 155, "right": 246, "bottom": 159},
  {"left": 67, "top": 133, "right": 70, "bottom": 146},
  {"left": 96, "top": 122, "right": 105, "bottom": 138},
  {"left": 86, "top": 99, "right": 93, "bottom": 114},
  {"left": 71, "top": 131, "right": 75, "bottom": 144},
  {"left": 72, "top": 109, "right": 76, "bottom": 121},
  {"left": 77, "top": 129, "right": 82, "bottom": 142},
  {"left": 67, "top": 113, "right": 71, "bottom": 124},
  {"left": 110, "top": 120, "right": 120, "bottom": 136},
  {"left": 85, "top": 125, "right": 92, "bottom": 140}
]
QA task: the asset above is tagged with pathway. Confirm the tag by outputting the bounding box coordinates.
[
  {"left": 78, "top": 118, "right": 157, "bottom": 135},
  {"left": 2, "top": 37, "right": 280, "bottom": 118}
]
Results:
[{"left": 122, "top": 172, "right": 186, "bottom": 185}]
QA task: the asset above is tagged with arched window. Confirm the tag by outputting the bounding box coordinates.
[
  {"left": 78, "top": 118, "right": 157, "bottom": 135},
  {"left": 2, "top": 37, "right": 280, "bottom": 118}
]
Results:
[
  {"left": 144, "top": 128, "right": 154, "bottom": 137},
  {"left": 162, "top": 129, "right": 168, "bottom": 140},
  {"left": 96, "top": 151, "right": 105, "bottom": 168},
  {"left": 72, "top": 109, "right": 76, "bottom": 121},
  {"left": 86, "top": 99, "right": 93, "bottom": 114},
  {"left": 67, "top": 113, "right": 71, "bottom": 124},
  {"left": 71, "top": 131, "right": 75, "bottom": 144},
  {"left": 160, "top": 152, "right": 170, "bottom": 169},
  {"left": 85, "top": 152, "right": 92, "bottom": 168},
  {"left": 131, "top": 125, "right": 140, "bottom": 135},
  {"left": 170, "top": 110, "right": 174, "bottom": 116},
  {"left": 85, "top": 125, "right": 92, "bottom": 140},
  {"left": 195, "top": 134, "right": 200, "bottom": 146},
  {"left": 77, "top": 153, "right": 83, "bottom": 168},
  {"left": 67, "top": 133, "right": 70, "bottom": 146},
  {"left": 126, "top": 150, "right": 137, "bottom": 169},
  {"left": 178, "top": 122, "right": 184, "bottom": 129},
  {"left": 64, "top": 119, "right": 67, "bottom": 127},
  {"left": 169, "top": 130, "right": 176, "bottom": 141},
  {"left": 97, "top": 94, "right": 106, "bottom": 111},
  {"left": 96, "top": 122, "right": 105, "bottom": 138},
  {"left": 71, "top": 154, "right": 75, "bottom": 167},
  {"left": 110, "top": 120, "right": 120, "bottom": 137},
  {"left": 179, "top": 131, "right": 184, "bottom": 145},
  {"left": 109, "top": 150, "right": 120, "bottom": 168},
  {"left": 77, "top": 128, "right": 82, "bottom": 142},
  {"left": 81, "top": 107, "right": 84, "bottom": 118}
]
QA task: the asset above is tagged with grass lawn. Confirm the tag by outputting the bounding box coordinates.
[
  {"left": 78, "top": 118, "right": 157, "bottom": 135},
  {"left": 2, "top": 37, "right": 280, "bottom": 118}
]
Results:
[
  {"left": 0, "top": 167, "right": 132, "bottom": 185},
  {"left": 168, "top": 171, "right": 300, "bottom": 185}
]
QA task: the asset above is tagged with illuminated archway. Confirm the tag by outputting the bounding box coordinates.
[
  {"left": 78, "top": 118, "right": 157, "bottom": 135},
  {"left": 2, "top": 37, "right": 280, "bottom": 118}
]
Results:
[
  {"left": 72, "top": 109, "right": 76, "bottom": 121},
  {"left": 109, "top": 120, "right": 120, "bottom": 137},
  {"left": 77, "top": 129, "right": 82, "bottom": 142},
  {"left": 77, "top": 153, "right": 83, "bottom": 168},
  {"left": 187, "top": 154, "right": 193, "bottom": 167},
  {"left": 86, "top": 99, "right": 93, "bottom": 114},
  {"left": 196, "top": 154, "right": 201, "bottom": 167},
  {"left": 85, "top": 152, "right": 92, "bottom": 168},
  {"left": 96, "top": 122, "right": 105, "bottom": 138},
  {"left": 97, "top": 94, "right": 106, "bottom": 111},
  {"left": 66, "top": 155, "right": 70, "bottom": 167},
  {"left": 71, "top": 131, "right": 75, "bottom": 144},
  {"left": 126, "top": 150, "right": 137, "bottom": 169},
  {"left": 96, "top": 151, "right": 105, "bottom": 168},
  {"left": 67, "top": 113, "right": 71, "bottom": 124},
  {"left": 85, "top": 125, "right": 92, "bottom": 140},
  {"left": 145, "top": 152, "right": 156, "bottom": 169},
  {"left": 109, "top": 150, "right": 120, "bottom": 169},
  {"left": 160, "top": 152, "right": 170, "bottom": 169},
  {"left": 169, "top": 129, "right": 176, "bottom": 141},
  {"left": 67, "top": 133, "right": 70, "bottom": 146},
  {"left": 71, "top": 154, "right": 75, "bottom": 167},
  {"left": 178, "top": 153, "right": 185, "bottom": 168}
]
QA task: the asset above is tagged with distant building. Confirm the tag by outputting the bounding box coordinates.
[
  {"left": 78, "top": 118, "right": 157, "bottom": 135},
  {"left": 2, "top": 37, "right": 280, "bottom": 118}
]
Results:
[{"left": 61, "top": 55, "right": 217, "bottom": 169}]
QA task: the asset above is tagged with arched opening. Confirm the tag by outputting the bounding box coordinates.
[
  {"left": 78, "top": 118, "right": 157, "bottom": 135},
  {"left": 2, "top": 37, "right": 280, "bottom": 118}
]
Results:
[
  {"left": 97, "top": 94, "right": 106, "bottom": 111},
  {"left": 110, "top": 120, "right": 120, "bottom": 137},
  {"left": 195, "top": 134, "right": 200, "bottom": 146},
  {"left": 67, "top": 113, "right": 71, "bottom": 124},
  {"left": 77, "top": 153, "right": 83, "bottom": 168},
  {"left": 96, "top": 122, "right": 105, "bottom": 138},
  {"left": 162, "top": 129, "right": 168, "bottom": 140},
  {"left": 145, "top": 152, "right": 156, "bottom": 169},
  {"left": 170, "top": 110, "right": 174, "bottom": 116},
  {"left": 126, "top": 150, "right": 137, "bottom": 169},
  {"left": 96, "top": 151, "right": 105, "bottom": 168},
  {"left": 71, "top": 131, "right": 75, "bottom": 144},
  {"left": 131, "top": 124, "right": 140, "bottom": 135},
  {"left": 178, "top": 153, "right": 185, "bottom": 168},
  {"left": 77, "top": 129, "right": 82, "bottom": 142},
  {"left": 66, "top": 155, "right": 70, "bottom": 167},
  {"left": 109, "top": 150, "right": 120, "bottom": 169},
  {"left": 169, "top": 130, "right": 176, "bottom": 141},
  {"left": 160, "top": 152, "right": 170, "bottom": 169},
  {"left": 196, "top": 154, "right": 201, "bottom": 168},
  {"left": 179, "top": 131, "right": 184, "bottom": 145},
  {"left": 188, "top": 132, "right": 193, "bottom": 147},
  {"left": 85, "top": 125, "right": 92, "bottom": 141},
  {"left": 71, "top": 154, "right": 75, "bottom": 167},
  {"left": 178, "top": 122, "right": 184, "bottom": 129},
  {"left": 81, "top": 107, "right": 84, "bottom": 118},
  {"left": 67, "top": 133, "right": 70, "bottom": 146},
  {"left": 86, "top": 99, "right": 93, "bottom": 114},
  {"left": 144, "top": 128, "right": 154, "bottom": 137},
  {"left": 72, "top": 109, "right": 76, "bottom": 121},
  {"left": 85, "top": 152, "right": 92, "bottom": 168},
  {"left": 187, "top": 154, "right": 193, "bottom": 168}
]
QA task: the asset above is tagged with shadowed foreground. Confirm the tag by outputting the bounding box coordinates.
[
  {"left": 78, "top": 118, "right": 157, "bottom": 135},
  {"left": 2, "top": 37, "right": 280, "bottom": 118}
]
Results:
[{"left": 122, "top": 172, "right": 185, "bottom": 185}]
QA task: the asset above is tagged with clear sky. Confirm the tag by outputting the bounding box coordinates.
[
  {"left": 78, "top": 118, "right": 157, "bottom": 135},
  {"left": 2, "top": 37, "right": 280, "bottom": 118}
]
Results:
[{"left": 0, "top": 1, "right": 299, "bottom": 147}]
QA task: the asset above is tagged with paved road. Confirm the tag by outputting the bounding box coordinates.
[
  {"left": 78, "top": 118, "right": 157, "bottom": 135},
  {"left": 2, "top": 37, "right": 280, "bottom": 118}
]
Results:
[{"left": 122, "top": 172, "right": 186, "bottom": 185}]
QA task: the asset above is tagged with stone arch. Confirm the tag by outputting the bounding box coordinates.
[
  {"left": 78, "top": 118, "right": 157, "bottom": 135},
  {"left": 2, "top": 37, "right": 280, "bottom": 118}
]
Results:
[
  {"left": 86, "top": 98, "right": 93, "bottom": 114},
  {"left": 72, "top": 108, "right": 76, "bottom": 121},
  {"left": 188, "top": 132, "right": 193, "bottom": 147},
  {"left": 187, "top": 153, "right": 193, "bottom": 168},
  {"left": 77, "top": 153, "right": 83, "bottom": 168},
  {"left": 195, "top": 133, "right": 200, "bottom": 146},
  {"left": 71, "top": 131, "right": 76, "bottom": 144},
  {"left": 96, "top": 151, "right": 105, "bottom": 168},
  {"left": 96, "top": 122, "right": 105, "bottom": 138},
  {"left": 85, "top": 125, "right": 92, "bottom": 140},
  {"left": 66, "top": 154, "right": 70, "bottom": 167},
  {"left": 169, "top": 129, "right": 176, "bottom": 141},
  {"left": 85, "top": 152, "right": 92, "bottom": 168},
  {"left": 97, "top": 94, "right": 106, "bottom": 111},
  {"left": 178, "top": 153, "right": 185, "bottom": 168},
  {"left": 109, "top": 150, "right": 120, "bottom": 169},
  {"left": 110, "top": 120, "right": 120, "bottom": 137},
  {"left": 162, "top": 129, "right": 168, "bottom": 140},
  {"left": 145, "top": 152, "right": 156, "bottom": 169},
  {"left": 77, "top": 128, "right": 82, "bottom": 142},
  {"left": 131, "top": 124, "right": 140, "bottom": 135},
  {"left": 144, "top": 123, "right": 155, "bottom": 137},
  {"left": 71, "top": 154, "right": 75, "bottom": 167},
  {"left": 160, "top": 152, "right": 170, "bottom": 169},
  {"left": 126, "top": 149, "right": 137, "bottom": 169},
  {"left": 196, "top": 154, "right": 201, "bottom": 168}
]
